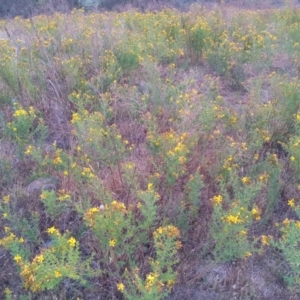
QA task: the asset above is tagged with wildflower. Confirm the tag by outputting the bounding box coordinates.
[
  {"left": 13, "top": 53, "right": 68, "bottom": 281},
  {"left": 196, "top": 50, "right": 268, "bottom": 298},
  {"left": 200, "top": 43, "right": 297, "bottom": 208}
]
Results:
[
  {"left": 211, "top": 195, "right": 223, "bottom": 205},
  {"left": 175, "top": 241, "right": 182, "bottom": 249},
  {"left": 290, "top": 156, "right": 296, "bottom": 162},
  {"left": 47, "top": 226, "right": 60, "bottom": 235},
  {"left": 288, "top": 198, "right": 295, "bottom": 208},
  {"left": 34, "top": 254, "right": 44, "bottom": 264},
  {"left": 71, "top": 113, "right": 81, "bottom": 124},
  {"left": 229, "top": 116, "right": 237, "bottom": 124},
  {"left": 145, "top": 272, "right": 157, "bottom": 289},
  {"left": 147, "top": 183, "right": 153, "bottom": 191},
  {"left": 239, "top": 230, "right": 247, "bottom": 236},
  {"left": 55, "top": 270, "right": 62, "bottom": 278},
  {"left": 81, "top": 167, "right": 95, "bottom": 179},
  {"left": 225, "top": 214, "right": 242, "bottom": 224},
  {"left": 251, "top": 206, "right": 261, "bottom": 221},
  {"left": 167, "top": 225, "right": 180, "bottom": 238},
  {"left": 53, "top": 155, "right": 63, "bottom": 165},
  {"left": 14, "top": 254, "right": 22, "bottom": 264},
  {"left": 109, "top": 239, "right": 117, "bottom": 247},
  {"left": 58, "top": 190, "right": 71, "bottom": 201},
  {"left": 167, "top": 279, "right": 175, "bottom": 287},
  {"left": 117, "top": 283, "right": 125, "bottom": 291},
  {"left": 282, "top": 218, "right": 290, "bottom": 225},
  {"left": 244, "top": 251, "right": 252, "bottom": 258},
  {"left": 13, "top": 108, "right": 28, "bottom": 118},
  {"left": 242, "top": 177, "right": 251, "bottom": 184},
  {"left": 68, "top": 237, "right": 76, "bottom": 247},
  {"left": 3, "top": 195, "right": 10, "bottom": 203},
  {"left": 269, "top": 154, "right": 278, "bottom": 164},
  {"left": 111, "top": 201, "right": 126, "bottom": 213},
  {"left": 258, "top": 172, "right": 269, "bottom": 183},
  {"left": 25, "top": 145, "right": 33, "bottom": 155},
  {"left": 261, "top": 235, "right": 272, "bottom": 246}
]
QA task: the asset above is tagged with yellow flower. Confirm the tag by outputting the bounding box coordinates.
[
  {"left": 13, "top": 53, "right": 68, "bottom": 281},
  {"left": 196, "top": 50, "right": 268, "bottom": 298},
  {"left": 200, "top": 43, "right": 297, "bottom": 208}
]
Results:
[
  {"left": 71, "top": 112, "right": 81, "bottom": 124},
  {"left": 269, "top": 154, "right": 278, "bottom": 164},
  {"left": 53, "top": 155, "right": 63, "bottom": 165},
  {"left": 47, "top": 226, "right": 60, "bottom": 235},
  {"left": 211, "top": 195, "right": 223, "bottom": 205},
  {"left": 3, "top": 195, "right": 10, "bottom": 203},
  {"left": 241, "top": 177, "right": 251, "bottom": 184},
  {"left": 58, "top": 190, "right": 71, "bottom": 201},
  {"left": 288, "top": 198, "right": 295, "bottom": 208},
  {"left": 55, "top": 270, "right": 62, "bottom": 278},
  {"left": 145, "top": 272, "right": 158, "bottom": 290},
  {"left": 258, "top": 172, "right": 269, "bottom": 183},
  {"left": 109, "top": 239, "right": 117, "bottom": 247},
  {"left": 290, "top": 156, "right": 296, "bottom": 162},
  {"left": 239, "top": 230, "right": 247, "bottom": 236},
  {"left": 167, "top": 279, "right": 175, "bottom": 287},
  {"left": 225, "top": 214, "right": 242, "bottom": 224},
  {"left": 68, "top": 237, "right": 76, "bottom": 247},
  {"left": 40, "top": 191, "right": 47, "bottom": 200},
  {"left": 282, "top": 218, "right": 290, "bottom": 225},
  {"left": 34, "top": 254, "right": 44, "bottom": 263},
  {"left": 244, "top": 251, "right": 252, "bottom": 258},
  {"left": 25, "top": 145, "right": 33, "bottom": 155},
  {"left": 117, "top": 283, "right": 125, "bottom": 291},
  {"left": 14, "top": 254, "right": 22, "bottom": 264},
  {"left": 13, "top": 108, "right": 28, "bottom": 118},
  {"left": 251, "top": 206, "right": 261, "bottom": 221},
  {"left": 147, "top": 183, "right": 153, "bottom": 191},
  {"left": 146, "top": 273, "right": 156, "bottom": 285},
  {"left": 261, "top": 235, "right": 272, "bottom": 246}
]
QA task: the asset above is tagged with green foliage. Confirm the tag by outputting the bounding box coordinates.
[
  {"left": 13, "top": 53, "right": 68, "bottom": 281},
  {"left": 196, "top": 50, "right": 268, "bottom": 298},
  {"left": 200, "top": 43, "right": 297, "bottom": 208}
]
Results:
[
  {"left": 272, "top": 219, "right": 300, "bottom": 291},
  {"left": 3, "top": 4, "right": 300, "bottom": 299}
]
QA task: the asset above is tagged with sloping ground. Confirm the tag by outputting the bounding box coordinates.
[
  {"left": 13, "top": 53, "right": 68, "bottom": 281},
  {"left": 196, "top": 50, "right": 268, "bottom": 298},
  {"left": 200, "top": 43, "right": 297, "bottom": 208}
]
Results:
[{"left": 2, "top": 3, "right": 300, "bottom": 300}]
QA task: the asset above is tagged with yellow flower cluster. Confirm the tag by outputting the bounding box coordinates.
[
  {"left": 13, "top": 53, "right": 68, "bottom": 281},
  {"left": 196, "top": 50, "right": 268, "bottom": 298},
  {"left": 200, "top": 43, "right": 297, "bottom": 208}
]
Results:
[
  {"left": 154, "top": 225, "right": 180, "bottom": 239},
  {"left": 81, "top": 167, "right": 96, "bottom": 179},
  {"left": 57, "top": 189, "right": 71, "bottom": 201},
  {"left": 145, "top": 272, "right": 159, "bottom": 291},
  {"left": 83, "top": 207, "right": 100, "bottom": 228}
]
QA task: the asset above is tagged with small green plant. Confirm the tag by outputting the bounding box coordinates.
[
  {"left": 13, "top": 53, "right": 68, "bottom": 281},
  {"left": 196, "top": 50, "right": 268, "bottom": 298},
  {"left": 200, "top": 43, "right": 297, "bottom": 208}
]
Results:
[
  {"left": 14, "top": 227, "right": 92, "bottom": 292},
  {"left": 119, "top": 225, "right": 181, "bottom": 300},
  {"left": 272, "top": 218, "right": 300, "bottom": 292},
  {"left": 210, "top": 172, "right": 264, "bottom": 262},
  {"left": 40, "top": 189, "right": 72, "bottom": 220}
]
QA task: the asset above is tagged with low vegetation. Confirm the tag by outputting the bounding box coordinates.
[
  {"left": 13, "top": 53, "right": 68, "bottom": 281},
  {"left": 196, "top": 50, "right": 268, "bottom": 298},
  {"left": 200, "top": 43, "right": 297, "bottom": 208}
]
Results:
[{"left": 1, "top": 2, "right": 300, "bottom": 299}]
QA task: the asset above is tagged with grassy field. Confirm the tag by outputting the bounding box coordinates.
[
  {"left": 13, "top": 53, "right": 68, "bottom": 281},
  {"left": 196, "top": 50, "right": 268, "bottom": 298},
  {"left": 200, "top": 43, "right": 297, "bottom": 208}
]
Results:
[{"left": 1, "top": 2, "right": 300, "bottom": 299}]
